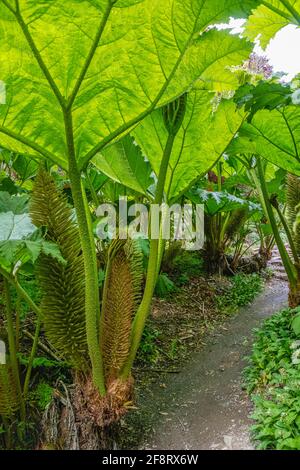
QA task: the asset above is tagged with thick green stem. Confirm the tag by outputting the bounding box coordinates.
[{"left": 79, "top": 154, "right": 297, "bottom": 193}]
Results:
[
  {"left": 256, "top": 158, "right": 297, "bottom": 286},
  {"left": 156, "top": 171, "right": 174, "bottom": 278},
  {"left": 216, "top": 164, "right": 223, "bottom": 266},
  {"left": 217, "top": 161, "right": 222, "bottom": 192},
  {"left": 219, "top": 212, "right": 231, "bottom": 246},
  {"left": 273, "top": 204, "right": 299, "bottom": 265},
  {"left": 23, "top": 316, "right": 41, "bottom": 398},
  {"left": 121, "top": 133, "right": 176, "bottom": 378},
  {"left": 64, "top": 110, "right": 105, "bottom": 396},
  {"left": 156, "top": 238, "right": 167, "bottom": 280},
  {"left": 82, "top": 182, "right": 102, "bottom": 332},
  {"left": 15, "top": 293, "right": 21, "bottom": 354},
  {"left": 248, "top": 168, "right": 269, "bottom": 217},
  {"left": 3, "top": 279, "right": 25, "bottom": 421},
  {"left": 268, "top": 235, "right": 276, "bottom": 253}
]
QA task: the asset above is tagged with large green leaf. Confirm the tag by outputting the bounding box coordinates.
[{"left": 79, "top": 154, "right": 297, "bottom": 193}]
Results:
[
  {"left": 187, "top": 188, "right": 261, "bottom": 216},
  {"left": 0, "top": 149, "right": 39, "bottom": 181},
  {"left": 0, "top": 212, "right": 35, "bottom": 241},
  {"left": 0, "top": 212, "right": 65, "bottom": 268},
  {"left": 92, "top": 135, "right": 153, "bottom": 195},
  {"left": 229, "top": 105, "right": 300, "bottom": 175},
  {"left": 133, "top": 90, "right": 246, "bottom": 201},
  {"left": 0, "top": 148, "right": 11, "bottom": 164},
  {"left": 12, "top": 154, "right": 39, "bottom": 182},
  {"left": 245, "top": 0, "right": 300, "bottom": 49},
  {"left": 0, "top": 0, "right": 256, "bottom": 170},
  {"left": 291, "top": 311, "right": 300, "bottom": 335},
  {"left": 234, "top": 81, "right": 292, "bottom": 117},
  {"left": 0, "top": 238, "right": 65, "bottom": 268},
  {"left": 0, "top": 192, "right": 29, "bottom": 214}
]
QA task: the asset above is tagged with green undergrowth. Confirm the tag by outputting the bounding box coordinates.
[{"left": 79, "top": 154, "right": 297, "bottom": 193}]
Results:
[
  {"left": 123, "top": 270, "right": 265, "bottom": 450},
  {"left": 244, "top": 308, "right": 300, "bottom": 450},
  {"left": 139, "top": 272, "right": 264, "bottom": 367},
  {"left": 30, "top": 382, "right": 54, "bottom": 411},
  {"left": 217, "top": 273, "right": 263, "bottom": 314},
  {"left": 156, "top": 249, "right": 204, "bottom": 299}
]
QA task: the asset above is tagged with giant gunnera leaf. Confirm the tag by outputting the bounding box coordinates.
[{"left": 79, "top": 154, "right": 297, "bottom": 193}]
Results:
[
  {"left": 0, "top": 191, "right": 29, "bottom": 214},
  {"left": 133, "top": 90, "right": 246, "bottom": 201},
  {"left": 0, "top": 0, "right": 258, "bottom": 170},
  {"left": 92, "top": 135, "right": 154, "bottom": 195},
  {"left": 187, "top": 188, "right": 261, "bottom": 216}
]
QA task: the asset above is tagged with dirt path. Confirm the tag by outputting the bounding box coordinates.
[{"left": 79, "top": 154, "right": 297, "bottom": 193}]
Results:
[{"left": 123, "top": 278, "right": 288, "bottom": 450}]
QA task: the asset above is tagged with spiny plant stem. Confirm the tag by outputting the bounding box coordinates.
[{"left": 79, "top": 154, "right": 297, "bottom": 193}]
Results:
[
  {"left": 156, "top": 237, "right": 167, "bottom": 279},
  {"left": 121, "top": 132, "right": 176, "bottom": 379},
  {"left": 64, "top": 110, "right": 106, "bottom": 396},
  {"left": 82, "top": 181, "right": 102, "bottom": 331},
  {"left": 273, "top": 204, "right": 299, "bottom": 265},
  {"left": 15, "top": 293, "right": 21, "bottom": 354},
  {"left": 122, "top": 95, "right": 187, "bottom": 378},
  {"left": 256, "top": 157, "right": 297, "bottom": 286}
]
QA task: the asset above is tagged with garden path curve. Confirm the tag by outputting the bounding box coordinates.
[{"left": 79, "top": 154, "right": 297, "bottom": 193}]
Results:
[{"left": 139, "top": 277, "right": 288, "bottom": 450}]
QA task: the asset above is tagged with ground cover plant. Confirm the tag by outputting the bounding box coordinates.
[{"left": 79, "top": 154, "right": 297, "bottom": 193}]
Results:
[{"left": 244, "top": 308, "right": 300, "bottom": 450}]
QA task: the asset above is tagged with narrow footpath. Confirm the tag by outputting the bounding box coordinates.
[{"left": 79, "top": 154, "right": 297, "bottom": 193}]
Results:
[{"left": 135, "top": 275, "right": 288, "bottom": 450}]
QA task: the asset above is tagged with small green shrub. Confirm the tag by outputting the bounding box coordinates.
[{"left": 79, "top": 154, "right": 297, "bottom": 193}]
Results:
[
  {"left": 172, "top": 251, "right": 204, "bottom": 280},
  {"left": 161, "top": 247, "right": 204, "bottom": 286},
  {"left": 217, "top": 273, "right": 263, "bottom": 313},
  {"left": 30, "top": 382, "right": 53, "bottom": 411},
  {"left": 244, "top": 307, "right": 300, "bottom": 450}
]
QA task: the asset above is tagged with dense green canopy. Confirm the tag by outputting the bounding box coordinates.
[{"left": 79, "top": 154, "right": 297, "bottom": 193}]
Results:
[
  {"left": 0, "top": 0, "right": 258, "bottom": 171},
  {"left": 133, "top": 91, "right": 246, "bottom": 201}
]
